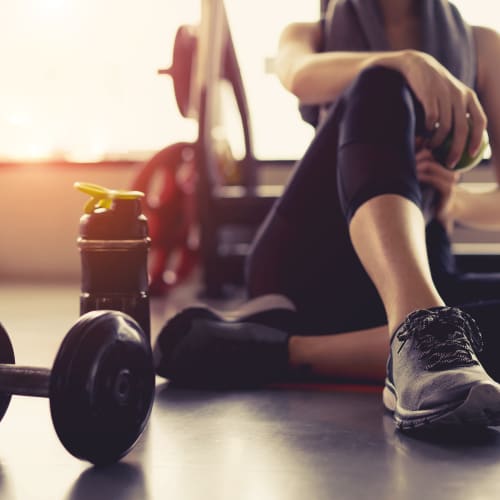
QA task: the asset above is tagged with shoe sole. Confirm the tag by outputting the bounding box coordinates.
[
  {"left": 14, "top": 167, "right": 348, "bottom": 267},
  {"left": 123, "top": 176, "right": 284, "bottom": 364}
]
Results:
[{"left": 383, "top": 380, "right": 500, "bottom": 430}]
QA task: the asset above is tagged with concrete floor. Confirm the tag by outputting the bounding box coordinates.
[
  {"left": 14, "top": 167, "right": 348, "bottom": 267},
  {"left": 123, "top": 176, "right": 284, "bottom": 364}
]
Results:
[{"left": 1, "top": 282, "right": 500, "bottom": 500}]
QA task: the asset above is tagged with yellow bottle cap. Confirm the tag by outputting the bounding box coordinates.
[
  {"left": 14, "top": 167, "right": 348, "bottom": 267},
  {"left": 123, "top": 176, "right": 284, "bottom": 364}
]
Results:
[{"left": 74, "top": 182, "right": 145, "bottom": 214}]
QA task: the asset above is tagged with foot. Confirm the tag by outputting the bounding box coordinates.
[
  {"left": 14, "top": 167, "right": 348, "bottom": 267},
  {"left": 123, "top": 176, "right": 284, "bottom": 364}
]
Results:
[
  {"left": 180, "top": 294, "right": 298, "bottom": 330},
  {"left": 153, "top": 294, "right": 295, "bottom": 388},
  {"left": 383, "top": 306, "right": 500, "bottom": 430}
]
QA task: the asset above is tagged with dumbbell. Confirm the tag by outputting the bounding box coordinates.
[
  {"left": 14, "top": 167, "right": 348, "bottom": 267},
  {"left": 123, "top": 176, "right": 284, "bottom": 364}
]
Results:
[{"left": 0, "top": 310, "right": 155, "bottom": 465}]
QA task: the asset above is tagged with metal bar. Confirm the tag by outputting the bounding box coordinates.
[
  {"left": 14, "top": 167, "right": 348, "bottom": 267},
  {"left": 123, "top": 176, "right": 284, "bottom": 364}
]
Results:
[{"left": 0, "top": 365, "right": 50, "bottom": 398}]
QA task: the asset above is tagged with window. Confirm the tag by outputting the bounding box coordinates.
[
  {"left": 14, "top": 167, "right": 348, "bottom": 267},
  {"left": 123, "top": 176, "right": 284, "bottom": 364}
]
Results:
[
  {"left": 0, "top": 1, "right": 499, "bottom": 162},
  {"left": 227, "top": 0, "right": 500, "bottom": 160},
  {"left": 0, "top": 0, "right": 200, "bottom": 162},
  {"left": 224, "top": 0, "right": 319, "bottom": 160}
]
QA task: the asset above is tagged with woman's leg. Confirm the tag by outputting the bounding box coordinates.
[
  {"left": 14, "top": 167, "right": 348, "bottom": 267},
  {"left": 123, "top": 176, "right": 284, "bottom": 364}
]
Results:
[
  {"left": 349, "top": 195, "right": 444, "bottom": 332},
  {"left": 334, "top": 67, "right": 500, "bottom": 429},
  {"left": 289, "top": 325, "right": 389, "bottom": 382},
  {"left": 247, "top": 66, "right": 441, "bottom": 334},
  {"left": 288, "top": 217, "right": 500, "bottom": 384},
  {"left": 246, "top": 90, "right": 389, "bottom": 335},
  {"left": 287, "top": 296, "right": 500, "bottom": 385},
  {"left": 334, "top": 66, "right": 444, "bottom": 332},
  {"left": 153, "top": 70, "right": 394, "bottom": 388}
]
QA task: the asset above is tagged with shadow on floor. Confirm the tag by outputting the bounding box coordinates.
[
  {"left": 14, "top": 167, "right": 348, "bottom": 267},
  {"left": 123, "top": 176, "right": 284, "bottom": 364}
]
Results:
[{"left": 65, "top": 462, "right": 148, "bottom": 500}]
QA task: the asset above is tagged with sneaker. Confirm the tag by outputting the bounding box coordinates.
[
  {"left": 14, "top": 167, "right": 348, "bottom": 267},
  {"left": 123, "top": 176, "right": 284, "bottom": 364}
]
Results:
[
  {"left": 153, "top": 294, "right": 295, "bottom": 388},
  {"left": 382, "top": 306, "right": 500, "bottom": 430}
]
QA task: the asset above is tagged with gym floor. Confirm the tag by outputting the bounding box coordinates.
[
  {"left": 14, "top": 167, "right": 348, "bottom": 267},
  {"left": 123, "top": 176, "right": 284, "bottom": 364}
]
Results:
[{"left": 1, "top": 281, "right": 500, "bottom": 500}]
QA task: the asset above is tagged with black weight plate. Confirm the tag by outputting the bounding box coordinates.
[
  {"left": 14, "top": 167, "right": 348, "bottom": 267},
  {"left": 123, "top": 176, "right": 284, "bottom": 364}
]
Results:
[
  {"left": 49, "top": 311, "right": 155, "bottom": 465},
  {"left": 0, "top": 324, "right": 14, "bottom": 422},
  {"left": 168, "top": 24, "right": 197, "bottom": 117}
]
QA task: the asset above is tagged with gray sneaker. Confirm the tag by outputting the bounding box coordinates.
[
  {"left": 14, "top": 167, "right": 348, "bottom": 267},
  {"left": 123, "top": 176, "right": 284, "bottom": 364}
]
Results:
[{"left": 383, "top": 306, "right": 500, "bottom": 430}]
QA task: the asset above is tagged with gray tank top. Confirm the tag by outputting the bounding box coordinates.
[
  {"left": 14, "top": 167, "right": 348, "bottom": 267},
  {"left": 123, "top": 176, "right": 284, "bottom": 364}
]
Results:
[{"left": 300, "top": 0, "right": 477, "bottom": 127}]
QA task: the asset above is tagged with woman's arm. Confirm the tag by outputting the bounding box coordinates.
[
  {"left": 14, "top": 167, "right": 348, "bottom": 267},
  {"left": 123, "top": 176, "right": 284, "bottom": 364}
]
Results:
[
  {"left": 453, "top": 185, "right": 500, "bottom": 231},
  {"left": 275, "top": 21, "right": 487, "bottom": 169},
  {"left": 274, "top": 21, "right": 405, "bottom": 105},
  {"left": 474, "top": 26, "right": 500, "bottom": 180},
  {"left": 451, "top": 26, "right": 500, "bottom": 231}
]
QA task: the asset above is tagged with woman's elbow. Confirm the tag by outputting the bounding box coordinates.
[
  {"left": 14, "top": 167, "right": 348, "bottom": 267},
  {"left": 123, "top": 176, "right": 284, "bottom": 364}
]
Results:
[
  {"left": 275, "top": 56, "right": 311, "bottom": 100},
  {"left": 275, "top": 22, "right": 320, "bottom": 99}
]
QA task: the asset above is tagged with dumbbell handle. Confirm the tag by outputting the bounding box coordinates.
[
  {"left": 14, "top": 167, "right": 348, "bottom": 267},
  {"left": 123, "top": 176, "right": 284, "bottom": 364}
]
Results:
[{"left": 0, "top": 365, "right": 50, "bottom": 398}]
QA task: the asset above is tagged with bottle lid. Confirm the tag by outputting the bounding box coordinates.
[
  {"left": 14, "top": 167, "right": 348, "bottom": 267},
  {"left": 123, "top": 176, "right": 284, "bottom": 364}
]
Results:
[
  {"left": 74, "top": 182, "right": 145, "bottom": 214},
  {"left": 75, "top": 182, "right": 149, "bottom": 240}
]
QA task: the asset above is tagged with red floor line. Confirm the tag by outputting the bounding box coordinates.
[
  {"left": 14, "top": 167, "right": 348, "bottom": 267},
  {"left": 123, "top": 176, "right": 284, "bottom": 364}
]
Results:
[{"left": 268, "top": 382, "right": 384, "bottom": 394}]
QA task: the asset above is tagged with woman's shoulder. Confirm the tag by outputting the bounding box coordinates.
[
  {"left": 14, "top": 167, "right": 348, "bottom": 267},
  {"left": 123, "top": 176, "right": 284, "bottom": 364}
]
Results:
[
  {"left": 472, "top": 25, "right": 500, "bottom": 49},
  {"left": 472, "top": 25, "right": 500, "bottom": 90},
  {"left": 279, "top": 20, "right": 323, "bottom": 49}
]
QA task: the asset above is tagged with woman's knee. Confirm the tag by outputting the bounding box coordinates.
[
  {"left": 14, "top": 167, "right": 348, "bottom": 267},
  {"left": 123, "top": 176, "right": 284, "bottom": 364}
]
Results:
[
  {"left": 340, "top": 65, "right": 424, "bottom": 145},
  {"left": 336, "top": 66, "right": 426, "bottom": 221},
  {"left": 351, "top": 65, "right": 407, "bottom": 97}
]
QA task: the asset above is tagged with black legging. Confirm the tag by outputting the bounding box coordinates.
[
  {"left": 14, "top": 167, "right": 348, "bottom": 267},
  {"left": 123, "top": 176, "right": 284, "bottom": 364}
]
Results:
[{"left": 245, "top": 66, "right": 500, "bottom": 341}]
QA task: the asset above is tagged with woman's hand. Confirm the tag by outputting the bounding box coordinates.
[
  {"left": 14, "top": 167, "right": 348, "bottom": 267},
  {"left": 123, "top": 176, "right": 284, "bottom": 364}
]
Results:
[
  {"left": 415, "top": 148, "right": 461, "bottom": 232},
  {"left": 396, "top": 50, "right": 487, "bottom": 169}
]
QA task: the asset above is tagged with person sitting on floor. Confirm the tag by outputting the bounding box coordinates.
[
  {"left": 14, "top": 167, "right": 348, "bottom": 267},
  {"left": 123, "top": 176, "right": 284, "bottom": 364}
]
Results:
[{"left": 153, "top": 0, "right": 500, "bottom": 431}]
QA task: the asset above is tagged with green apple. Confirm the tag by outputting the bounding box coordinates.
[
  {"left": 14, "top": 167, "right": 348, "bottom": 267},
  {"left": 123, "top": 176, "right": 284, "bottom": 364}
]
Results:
[{"left": 433, "top": 122, "right": 489, "bottom": 172}]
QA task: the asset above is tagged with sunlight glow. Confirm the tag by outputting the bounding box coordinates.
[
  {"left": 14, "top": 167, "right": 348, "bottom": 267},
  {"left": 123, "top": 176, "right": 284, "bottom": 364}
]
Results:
[
  {"left": 36, "top": 0, "right": 68, "bottom": 14},
  {"left": 0, "top": 0, "right": 200, "bottom": 162},
  {"left": 6, "top": 112, "right": 33, "bottom": 127},
  {"left": 23, "top": 143, "right": 53, "bottom": 160},
  {"left": 0, "top": 1, "right": 499, "bottom": 162}
]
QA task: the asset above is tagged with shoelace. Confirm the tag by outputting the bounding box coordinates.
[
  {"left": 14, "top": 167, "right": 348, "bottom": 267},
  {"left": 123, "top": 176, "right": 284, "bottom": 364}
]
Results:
[{"left": 396, "top": 307, "right": 483, "bottom": 371}]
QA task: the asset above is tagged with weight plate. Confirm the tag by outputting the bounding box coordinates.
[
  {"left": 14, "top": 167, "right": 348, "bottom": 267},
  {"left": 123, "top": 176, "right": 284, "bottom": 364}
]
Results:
[
  {"left": 0, "top": 324, "right": 14, "bottom": 422},
  {"left": 168, "top": 25, "right": 197, "bottom": 118},
  {"left": 49, "top": 311, "right": 155, "bottom": 465}
]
